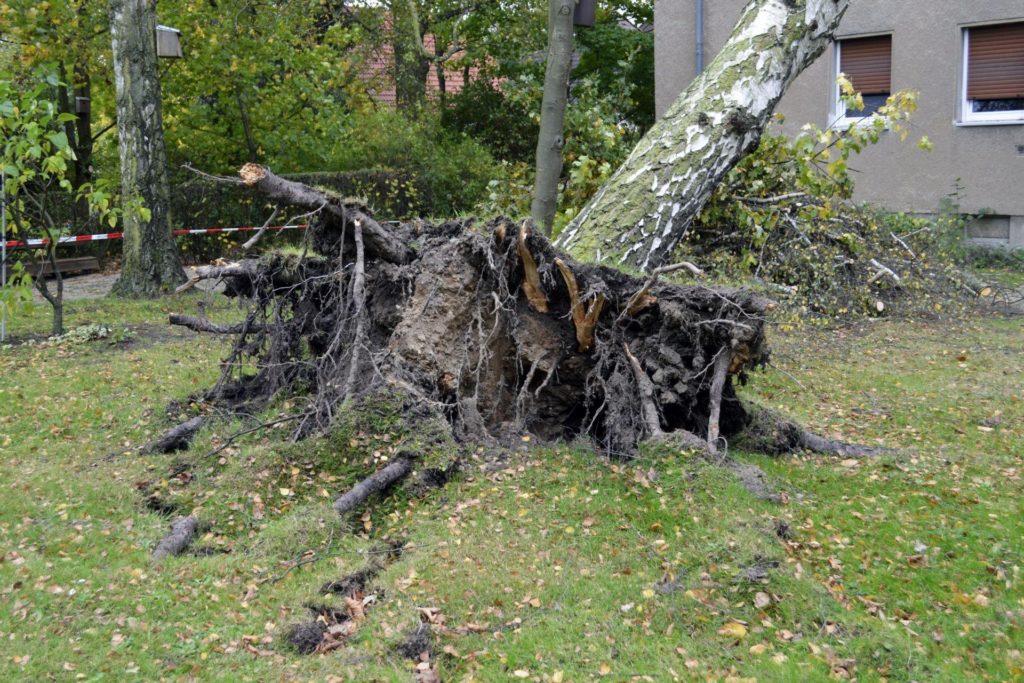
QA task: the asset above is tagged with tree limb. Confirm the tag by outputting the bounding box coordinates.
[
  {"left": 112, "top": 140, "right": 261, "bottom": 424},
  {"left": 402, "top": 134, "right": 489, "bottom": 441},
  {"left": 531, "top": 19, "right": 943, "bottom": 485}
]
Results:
[
  {"left": 239, "top": 164, "right": 411, "bottom": 264},
  {"left": 334, "top": 454, "right": 414, "bottom": 517},
  {"left": 152, "top": 516, "right": 200, "bottom": 560}
]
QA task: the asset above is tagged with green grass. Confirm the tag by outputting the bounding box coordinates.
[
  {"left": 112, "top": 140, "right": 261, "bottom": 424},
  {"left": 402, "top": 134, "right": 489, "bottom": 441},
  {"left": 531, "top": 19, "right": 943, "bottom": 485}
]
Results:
[{"left": 0, "top": 301, "right": 1021, "bottom": 682}]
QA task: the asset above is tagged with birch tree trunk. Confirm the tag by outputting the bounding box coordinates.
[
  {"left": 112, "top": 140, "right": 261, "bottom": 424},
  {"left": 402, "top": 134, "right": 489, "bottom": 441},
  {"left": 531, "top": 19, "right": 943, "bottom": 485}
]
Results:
[
  {"left": 110, "top": 0, "right": 185, "bottom": 297},
  {"left": 530, "top": 0, "right": 575, "bottom": 236},
  {"left": 557, "top": 0, "right": 850, "bottom": 272}
]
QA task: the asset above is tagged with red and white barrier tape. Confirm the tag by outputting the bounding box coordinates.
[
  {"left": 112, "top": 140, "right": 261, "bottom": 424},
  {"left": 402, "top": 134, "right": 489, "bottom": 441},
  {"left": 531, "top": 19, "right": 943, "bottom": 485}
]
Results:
[{"left": 2, "top": 223, "right": 308, "bottom": 250}]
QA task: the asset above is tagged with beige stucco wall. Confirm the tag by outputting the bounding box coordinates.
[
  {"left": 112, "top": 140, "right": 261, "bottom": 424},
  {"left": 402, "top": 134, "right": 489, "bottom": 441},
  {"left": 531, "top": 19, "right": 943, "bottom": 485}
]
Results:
[{"left": 655, "top": 0, "right": 1024, "bottom": 220}]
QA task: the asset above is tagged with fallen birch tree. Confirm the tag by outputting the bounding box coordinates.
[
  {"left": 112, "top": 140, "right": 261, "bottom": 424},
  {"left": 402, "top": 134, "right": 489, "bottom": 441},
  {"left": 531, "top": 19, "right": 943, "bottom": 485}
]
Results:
[{"left": 557, "top": 0, "right": 851, "bottom": 271}]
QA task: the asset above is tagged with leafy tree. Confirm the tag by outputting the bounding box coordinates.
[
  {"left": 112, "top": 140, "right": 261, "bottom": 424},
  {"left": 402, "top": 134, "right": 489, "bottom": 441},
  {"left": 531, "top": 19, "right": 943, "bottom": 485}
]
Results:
[
  {"left": 158, "top": 0, "right": 369, "bottom": 175},
  {"left": 0, "top": 0, "right": 117, "bottom": 221},
  {"left": 0, "top": 69, "right": 124, "bottom": 333}
]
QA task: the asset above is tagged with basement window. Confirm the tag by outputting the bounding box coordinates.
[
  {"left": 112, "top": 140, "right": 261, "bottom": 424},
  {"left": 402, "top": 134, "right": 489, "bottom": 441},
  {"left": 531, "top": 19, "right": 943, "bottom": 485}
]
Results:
[
  {"left": 832, "top": 34, "right": 893, "bottom": 126},
  {"left": 961, "top": 22, "right": 1024, "bottom": 124}
]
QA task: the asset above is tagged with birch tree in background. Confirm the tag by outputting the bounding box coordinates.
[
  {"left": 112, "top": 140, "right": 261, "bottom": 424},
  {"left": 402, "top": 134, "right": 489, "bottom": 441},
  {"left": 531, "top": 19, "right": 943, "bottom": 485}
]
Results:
[{"left": 110, "top": 0, "right": 185, "bottom": 297}]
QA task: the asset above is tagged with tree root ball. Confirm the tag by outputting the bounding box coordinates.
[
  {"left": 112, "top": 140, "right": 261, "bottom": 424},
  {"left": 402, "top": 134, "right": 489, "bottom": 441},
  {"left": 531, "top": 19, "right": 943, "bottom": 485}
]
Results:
[{"left": 173, "top": 167, "right": 881, "bottom": 508}]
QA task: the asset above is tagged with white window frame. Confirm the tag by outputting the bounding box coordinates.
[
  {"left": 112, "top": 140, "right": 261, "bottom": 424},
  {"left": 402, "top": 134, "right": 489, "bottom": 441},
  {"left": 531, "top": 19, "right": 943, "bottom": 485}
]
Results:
[
  {"left": 829, "top": 35, "right": 892, "bottom": 130},
  {"left": 959, "top": 22, "right": 1024, "bottom": 126}
]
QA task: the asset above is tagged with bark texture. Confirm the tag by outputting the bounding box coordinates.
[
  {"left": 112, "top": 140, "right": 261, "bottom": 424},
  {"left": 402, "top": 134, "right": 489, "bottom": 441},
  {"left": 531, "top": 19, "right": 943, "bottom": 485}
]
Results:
[
  {"left": 110, "top": 0, "right": 185, "bottom": 297},
  {"left": 145, "top": 416, "right": 207, "bottom": 453},
  {"left": 557, "top": 0, "right": 851, "bottom": 271},
  {"left": 531, "top": 0, "right": 576, "bottom": 236},
  {"left": 152, "top": 516, "right": 199, "bottom": 559}
]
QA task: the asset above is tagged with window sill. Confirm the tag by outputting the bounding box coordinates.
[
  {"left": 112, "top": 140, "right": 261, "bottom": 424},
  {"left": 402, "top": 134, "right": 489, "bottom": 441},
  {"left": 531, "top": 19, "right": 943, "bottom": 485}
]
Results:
[
  {"left": 830, "top": 115, "right": 890, "bottom": 131},
  {"left": 955, "top": 118, "right": 1024, "bottom": 127}
]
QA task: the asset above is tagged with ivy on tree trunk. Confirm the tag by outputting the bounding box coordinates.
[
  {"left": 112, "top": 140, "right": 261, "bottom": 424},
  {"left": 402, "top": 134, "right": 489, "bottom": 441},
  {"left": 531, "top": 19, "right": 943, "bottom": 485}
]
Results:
[
  {"left": 110, "top": 0, "right": 184, "bottom": 297},
  {"left": 558, "top": 0, "right": 851, "bottom": 272}
]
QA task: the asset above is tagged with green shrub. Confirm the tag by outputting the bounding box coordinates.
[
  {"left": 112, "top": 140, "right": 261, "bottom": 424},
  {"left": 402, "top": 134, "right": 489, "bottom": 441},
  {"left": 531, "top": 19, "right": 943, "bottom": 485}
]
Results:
[
  {"left": 330, "top": 108, "right": 499, "bottom": 218},
  {"left": 442, "top": 80, "right": 538, "bottom": 164}
]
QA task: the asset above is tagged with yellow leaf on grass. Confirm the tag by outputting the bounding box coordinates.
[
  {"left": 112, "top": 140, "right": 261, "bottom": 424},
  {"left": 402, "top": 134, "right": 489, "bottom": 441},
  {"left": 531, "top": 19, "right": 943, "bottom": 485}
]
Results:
[{"left": 718, "top": 621, "right": 748, "bottom": 639}]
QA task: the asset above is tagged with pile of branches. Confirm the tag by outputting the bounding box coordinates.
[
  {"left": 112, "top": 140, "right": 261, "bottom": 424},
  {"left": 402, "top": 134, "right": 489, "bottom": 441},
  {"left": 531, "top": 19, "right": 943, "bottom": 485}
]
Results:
[
  {"left": 685, "top": 127, "right": 1013, "bottom": 320},
  {"left": 690, "top": 197, "right": 995, "bottom": 318},
  {"left": 166, "top": 165, "right": 875, "bottom": 513}
]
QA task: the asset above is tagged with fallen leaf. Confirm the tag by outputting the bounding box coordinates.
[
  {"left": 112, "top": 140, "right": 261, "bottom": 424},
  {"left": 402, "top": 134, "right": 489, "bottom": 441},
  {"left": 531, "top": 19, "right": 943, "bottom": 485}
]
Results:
[{"left": 718, "top": 621, "right": 748, "bottom": 640}]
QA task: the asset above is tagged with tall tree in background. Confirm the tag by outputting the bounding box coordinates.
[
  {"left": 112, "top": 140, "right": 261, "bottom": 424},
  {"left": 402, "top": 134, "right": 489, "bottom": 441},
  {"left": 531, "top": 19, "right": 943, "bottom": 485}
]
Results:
[
  {"left": 559, "top": 0, "right": 851, "bottom": 271},
  {"left": 109, "top": 0, "right": 184, "bottom": 296},
  {"left": 530, "top": 0, "right": 575, "bottom": 235}
]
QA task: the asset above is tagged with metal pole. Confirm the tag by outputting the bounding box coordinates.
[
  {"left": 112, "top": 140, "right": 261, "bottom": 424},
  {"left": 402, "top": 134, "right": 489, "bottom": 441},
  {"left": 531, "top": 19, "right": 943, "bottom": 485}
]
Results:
[
  {"left": 1, "top": 170, "right": 6, "bottom": 343},
  {"left": 695, "top": 0, "right": 705, "bottom": 74}
]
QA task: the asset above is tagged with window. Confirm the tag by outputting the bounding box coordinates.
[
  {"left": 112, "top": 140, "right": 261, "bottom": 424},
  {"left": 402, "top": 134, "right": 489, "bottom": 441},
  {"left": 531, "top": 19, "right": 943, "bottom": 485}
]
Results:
[
  {"left": 833, "top": 35, "right": 893, "bottom": 125},
  {"left": 962, "top": 22, "right": 1024, "bottom": 124}
]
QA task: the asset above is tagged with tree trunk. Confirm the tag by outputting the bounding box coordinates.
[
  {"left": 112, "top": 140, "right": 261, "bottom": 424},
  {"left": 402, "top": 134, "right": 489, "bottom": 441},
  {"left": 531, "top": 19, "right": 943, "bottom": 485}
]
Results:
[
  {"left": 393, "top": 0, "right": 431, "bottom": 110},
  {"left": 558, "top": 0, "right": 851, "bottom": 271},
  {"left": 234, "top": 82, "right": 260, "bottom": 162},
  {"left": 109, "top": 0, "right": 185, "bottom": 297},
  {"left": 531, "top": 0, "right": 575, "bottom": 237}
]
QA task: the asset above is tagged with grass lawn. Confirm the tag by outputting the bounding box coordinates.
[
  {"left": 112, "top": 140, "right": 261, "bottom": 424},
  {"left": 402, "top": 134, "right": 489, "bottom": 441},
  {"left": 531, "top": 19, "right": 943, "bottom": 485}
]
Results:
[{"left": 0, "top": 296, "right": 1021, "bottom": 682}]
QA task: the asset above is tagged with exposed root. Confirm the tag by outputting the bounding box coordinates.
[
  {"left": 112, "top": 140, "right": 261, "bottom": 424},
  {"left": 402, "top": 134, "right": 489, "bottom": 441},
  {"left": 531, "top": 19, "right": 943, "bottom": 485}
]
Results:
[
  {"left": 517, "top": 220, "right": 549, "bottom": 313},
  {"left": 168, "top": 314, "right": 258, "bottom": 335},
  {"left": 152, "top": 515, "right": 200, "bottom": 560},
  {"left": 333, "top": 453, "right": 415, "bottom": 517},
  {"left": 555, "top": 258, "right": 605, "bottom": 352},
  {"left": 706, "top": 350, "right": 731, "bottom": 452},
  {"left": 736, "top": 403, "right": 886, "bottom": 458},
  {"left": 145, "top": 416, "right": 206, "bottom": 454}
]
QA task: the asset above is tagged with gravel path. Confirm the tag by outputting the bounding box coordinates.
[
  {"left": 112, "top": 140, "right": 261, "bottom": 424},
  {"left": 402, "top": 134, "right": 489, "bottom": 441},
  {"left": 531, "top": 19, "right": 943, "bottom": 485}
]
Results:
[{"left": 31, "top": 271, "right": 222, "bottom": 302}]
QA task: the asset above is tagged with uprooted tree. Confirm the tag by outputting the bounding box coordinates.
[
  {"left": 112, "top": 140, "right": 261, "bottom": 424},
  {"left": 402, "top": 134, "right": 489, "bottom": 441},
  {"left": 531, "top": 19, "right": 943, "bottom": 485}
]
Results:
[{"left": 159, "top": 0, "right": 873, "bottom": 539}]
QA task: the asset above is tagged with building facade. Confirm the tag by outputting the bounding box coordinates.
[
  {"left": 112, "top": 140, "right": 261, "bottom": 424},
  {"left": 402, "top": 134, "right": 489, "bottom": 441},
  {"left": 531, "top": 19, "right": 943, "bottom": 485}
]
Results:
[{"left": 655, "top": 0, "right": 1024, "bottom": 248}]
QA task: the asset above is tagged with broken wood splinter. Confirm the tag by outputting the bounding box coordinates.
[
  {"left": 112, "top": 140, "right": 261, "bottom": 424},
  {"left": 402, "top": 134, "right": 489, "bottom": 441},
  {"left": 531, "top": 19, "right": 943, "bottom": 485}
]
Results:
[
  {"left": 517, "top": 221, "right": 549, "bottom": 313},
  {"left": 554, "top": 257, "right": 605, "bottom": 352}
]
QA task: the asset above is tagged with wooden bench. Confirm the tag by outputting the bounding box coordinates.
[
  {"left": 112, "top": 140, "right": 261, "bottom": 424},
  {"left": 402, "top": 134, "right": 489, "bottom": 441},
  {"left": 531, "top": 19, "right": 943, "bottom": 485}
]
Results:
[{"left": 25, "top": 256, "right": 101, "bottom": 278}]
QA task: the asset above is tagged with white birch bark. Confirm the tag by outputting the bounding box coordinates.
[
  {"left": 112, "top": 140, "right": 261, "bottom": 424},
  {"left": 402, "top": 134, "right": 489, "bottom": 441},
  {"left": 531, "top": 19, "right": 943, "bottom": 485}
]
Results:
[
  {"left": 110, "top": 0, "right": 185, "bottom": 296},
  {"left": 557, "top": 0, "right": 850, "bottom": 272}
]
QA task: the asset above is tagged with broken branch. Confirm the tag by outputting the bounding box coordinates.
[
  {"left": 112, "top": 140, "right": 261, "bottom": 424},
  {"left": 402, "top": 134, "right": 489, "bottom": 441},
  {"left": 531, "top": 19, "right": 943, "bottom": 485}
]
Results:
[
  {"left": 517, "top": 221, "right": 549, "bottom": 313},
  {"left": 152, "top": 516, "right": 200, "bottom": 560}
]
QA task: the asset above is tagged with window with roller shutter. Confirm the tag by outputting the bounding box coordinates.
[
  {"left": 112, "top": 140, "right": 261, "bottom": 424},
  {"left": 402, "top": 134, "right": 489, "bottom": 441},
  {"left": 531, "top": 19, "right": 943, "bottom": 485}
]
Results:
[
  {"left": 961, "top": 22, "right": 1024, "bottom": 124},
  {"left": 832, "top": 34, "right": 893, "bottom": 125}
]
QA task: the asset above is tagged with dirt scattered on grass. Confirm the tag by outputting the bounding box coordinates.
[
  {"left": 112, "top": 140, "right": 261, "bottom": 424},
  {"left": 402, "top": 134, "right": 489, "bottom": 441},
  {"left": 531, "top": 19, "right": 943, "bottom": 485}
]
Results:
[
  {"left": 774, "top": 519, "right": 793, "bottom": 540},
  {"left": 406, "top": 461, "right": 461, "bottom": 497},
  {"left": 285, "top": 541, "right": 406, "bottom": 655},
  {"left": 396, "top": 623, "right": 432, "bottom": 660},
  {"left": 740, "top": 557, "right": 781, "bottom": 583},
  {"left": 141, "top": 494, "right": 183, "bottom": 517},
  {"left": 286, "top": 618, "right": 327, "bottom": 655},
  {"left": 319, "top": 562, "right": 383, "bottom": 597}
]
